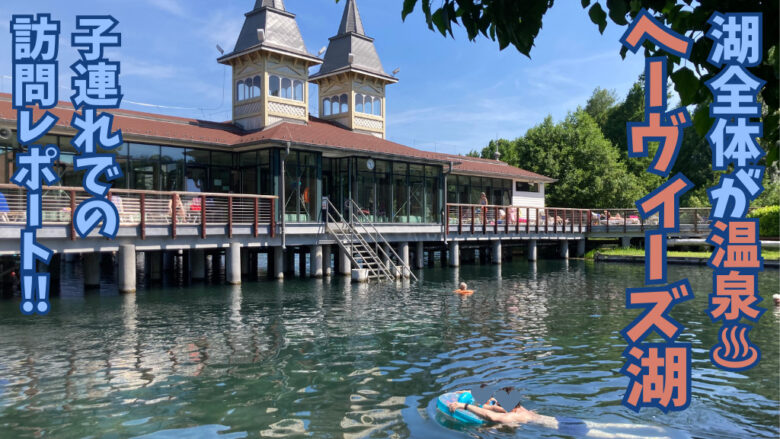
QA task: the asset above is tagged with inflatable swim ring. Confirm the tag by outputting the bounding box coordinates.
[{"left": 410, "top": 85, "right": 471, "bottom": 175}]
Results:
[
  {"left": 453, "top": 290, "right": 474, "bottom": 295},
  {"left": 436, "top": 391, "right": 485, "bottom": 425}
]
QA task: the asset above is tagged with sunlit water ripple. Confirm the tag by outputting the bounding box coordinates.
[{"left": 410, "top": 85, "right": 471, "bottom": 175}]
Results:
[{"left": 0, "top": 259, "right": 777, "bottom": 438}]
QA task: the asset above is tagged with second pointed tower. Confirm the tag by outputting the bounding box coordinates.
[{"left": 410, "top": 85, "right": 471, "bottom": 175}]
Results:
[{"left": 310, "top": 0, "right": 397, "bottom": 138}]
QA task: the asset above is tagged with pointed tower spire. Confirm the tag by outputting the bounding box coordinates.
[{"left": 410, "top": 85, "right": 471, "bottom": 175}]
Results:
[
  {"left": 337, "top": 0, "right": 364, "bottom": 35},
  {"left": 311, "top": 0, "right": 397, "bottom": 139},
  {"left": 218, "top": 1, "right": 321, "bottom": 131},
  {"left": 255, "top": 0, "right": 285, "bottom": 10},
  {"left": 311, "top": 0, "right": 396, "bottom": 82}
]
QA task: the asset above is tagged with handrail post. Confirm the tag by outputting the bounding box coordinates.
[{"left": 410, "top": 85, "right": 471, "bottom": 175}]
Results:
[
  {"left": 140, "top": 193, "right": 146, "bottom": 240},
  {"left": 494, "top": 206, "right": 498, "bottom": 234},
  {"left": 553, "top": 209, "right": 557, "bottom": 234},
  {"left": 200, "top": 195, "right": 206, "bottom": 239},
  {"left": 458, "top": 205, "right": 462, "bottom": 234},
  {"left": 606, "top": 210, "right": 609, "bottom": 233},
  {"left": 535, "top": 208, "right": 539, "bottom": 233},
  {"left": 228, "top": 195, "right": 233, "bottom": 238},
  {"left": 505, "top": 206, "right": 509, "bottom": 234},
  {"left": 587, "top": 209, "right": 591, "bottom": 233},
  {"left": 545, "top": 208, "right": 548, "bottom": 234},
  {"left": 640, "top": 209, "right": 644, "bottom": 232},
  {"left": 623, "top": 209, "right": 627, "bottom": 233},
  {"left": 254, "top": 198, "right": 259, "bottom": 237},
  {"left": 270, "top": 198, "right": 276, "bottom": 238},
  {"left": 578, "top": 209, "right": 582, "bottom": 233},
  {"left": 693, "top": 208, "right": 698, "bottom": 233},
  {"left": 515, "top": 207, "right": 519, "bottom": 234},
  {"left": 470, "top": 206, "right": 475, "bottom": 235},
  {"left": 69, "top": 190, "right": 76, "bottom": 240},
  {"left": 526, "top": 207, "right": 529, "bottom": 234},
  {"left": 171, "top": 194, "right": 177, "bottom": 239}
]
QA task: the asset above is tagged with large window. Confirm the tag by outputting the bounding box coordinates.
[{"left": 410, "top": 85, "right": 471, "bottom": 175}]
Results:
[
  {"left": 236, "top": 75, "right": 261, "bottom": 102},
  {"left": 322, "top": 94, "right": 349, "bottom": 116},
  {"left": 269, "top": 75, "right": 304, "bottom": 102},
  {"left": 354, "top": 94, "right": 381, "bottom": 116},
  {"left": 284, "top": 150, "right": 319, "bottom": 222},
  {"left": 516, "top": 181, "right": 539, "bottom": 192}
]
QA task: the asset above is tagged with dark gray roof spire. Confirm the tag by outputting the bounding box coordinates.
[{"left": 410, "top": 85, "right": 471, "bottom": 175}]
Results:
[
  {"left": 310, "top": 0, "right": 396, "bottom": 83},
  {"left": 256, "top": 0, "right": 285, "bottom": 10},
  {"left": 218, "top": 0, "right": 320, "bottom": 66},
  {"left": 338, "top": 0, "right": 364, "bottom": 35}
]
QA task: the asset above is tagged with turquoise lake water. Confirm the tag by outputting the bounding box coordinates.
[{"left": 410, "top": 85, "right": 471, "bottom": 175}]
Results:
[{"left": 0, "top": 258, "right": 778, "bottom": 438}]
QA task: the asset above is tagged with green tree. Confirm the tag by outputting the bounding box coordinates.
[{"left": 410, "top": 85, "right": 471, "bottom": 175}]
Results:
[
  {"left": 585, "top": 87, "right": 617, "bottom": 130},
  {"left": 391, "top": 0, "right": 778, "bottom": 165},
  {"left": 473, "top": 112, "right": 644, "bottom": 208}
]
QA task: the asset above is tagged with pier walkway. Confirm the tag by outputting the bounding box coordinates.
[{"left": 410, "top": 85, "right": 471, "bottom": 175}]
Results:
[{"left": 0, "top": 185, "right": 717, "bottom": 293}]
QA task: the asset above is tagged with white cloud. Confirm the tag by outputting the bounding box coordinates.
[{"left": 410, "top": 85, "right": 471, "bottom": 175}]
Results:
[{"left": 144, "top": 0, "right": 188, "bottom": 18}]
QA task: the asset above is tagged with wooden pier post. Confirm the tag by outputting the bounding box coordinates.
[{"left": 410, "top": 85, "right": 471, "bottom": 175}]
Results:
[
  {"left": 415, "top": 242, "right": 424, "bottom": 269},
  {"left": 577, "top": 240, "right": 586, "bottom": 257},
  {"left": 399, "top": 242, "right": 410, "bottom": 278}
]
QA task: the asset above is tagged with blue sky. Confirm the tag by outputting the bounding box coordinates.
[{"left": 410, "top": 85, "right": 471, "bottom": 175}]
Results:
[{"left": 0, "top": 0, "right": 646, "bottom": 155}]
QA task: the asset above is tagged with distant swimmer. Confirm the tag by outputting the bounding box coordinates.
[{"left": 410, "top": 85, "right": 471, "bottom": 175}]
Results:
[
  {"left": 455, "top": 282, "right": 473, "bottom": 295},
  {"left": 773, "top": 294, "right": 780, "bottom": 306}
]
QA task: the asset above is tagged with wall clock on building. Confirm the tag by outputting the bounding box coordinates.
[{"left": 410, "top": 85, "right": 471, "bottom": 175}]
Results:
[{"left": 366, "top": 159, "right": 375, "bottom": 170}]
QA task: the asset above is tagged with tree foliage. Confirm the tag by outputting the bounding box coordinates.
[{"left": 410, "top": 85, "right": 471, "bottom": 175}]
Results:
[
  {"left": 395, "top": 0, "right": 779, "bottom": 165},
  {"left": 473, "top": 111, "right": 645, "bottom": 208}
]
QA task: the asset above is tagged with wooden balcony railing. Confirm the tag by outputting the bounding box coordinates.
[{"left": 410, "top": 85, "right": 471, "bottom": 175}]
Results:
[
  {"left": 445, "top": 204, "right": 715, "bottom": 236},
  {"left": 0, "top": 184, "right": 277, "bottom": 240}
]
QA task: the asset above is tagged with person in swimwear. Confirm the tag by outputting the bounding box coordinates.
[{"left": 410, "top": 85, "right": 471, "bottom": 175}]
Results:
[
  {"left": 448, "top": 392, "right": 670, "bottom": 438},
  {"left": 454, "top": 282, "right": 473, "bottom": 295}
]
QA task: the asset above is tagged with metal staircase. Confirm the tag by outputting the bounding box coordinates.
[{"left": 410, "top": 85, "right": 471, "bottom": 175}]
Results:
[{"left": 324, "top": 198, "right": 417, "bottom": 282}]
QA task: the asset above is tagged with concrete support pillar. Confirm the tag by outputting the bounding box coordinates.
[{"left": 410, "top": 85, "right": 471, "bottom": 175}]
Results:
[
  {"left": 399, "top": 242, "right": 410, "bottom": 278},
  {"left": 428, "top": 249, "right": 435, "bottom": 267},
  {"left": 272, "top": 247, "right": 284, "bottom": 279},
  {"left": 560, "top": 240, "right": 569, "bottom": 259},
  {"left": 448, "top": 241, "right": 460, "bottom": 267},
  {"left": 310, "top": 245, "right": 323, "bottom": 278},
  {"left": 577, "top": 240, "right": 586, "bottom": 257},
  {"left": 191, "top": 249, "right": 205, "bottom": 281},
  {"left": 528, "top": 240, "right": 538, "bottom": 261},
  {"left": 118, "top": 244, "right": 136, "bottom": 294},
  {"left": 338, "top": 246, "right": 352, "bottom": 276},
  {"left": 351, "top": 268, "right": 368, "bottom": 283},
  {"left": 227, "top": 242, "right": 241, "bottom": 285},
  {"left": 84, "top": 252, "right": 101, "bottom": 289},
  {"left": 299, "top": 249, "right": 307, "bottom": 277},
  {"left": 415, "top": 242, "right": 424, "bottom": 269},
  {"left": 621, "top": 236, "right": 631, "bottom": 248},
  {"left": 322, "top": 245, "right": 332, "bottom": 277},
  {"left": 285, "top": 249, "right": 295, "bottom": 277},
  {"left": 491, "top": 240, "right": 502, "bottom": 264}
]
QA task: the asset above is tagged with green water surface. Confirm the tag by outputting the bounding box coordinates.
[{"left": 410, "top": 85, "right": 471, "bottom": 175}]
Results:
[{"left": 0, "top": 259, "right": 777, "bottom": 438}]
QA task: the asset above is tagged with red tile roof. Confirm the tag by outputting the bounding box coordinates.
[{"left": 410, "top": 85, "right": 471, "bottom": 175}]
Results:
[{"left": 0, "top": 93, "right": 554, "bottom": 183}]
